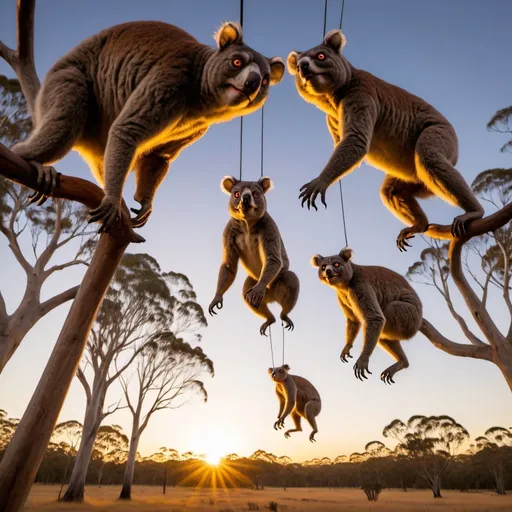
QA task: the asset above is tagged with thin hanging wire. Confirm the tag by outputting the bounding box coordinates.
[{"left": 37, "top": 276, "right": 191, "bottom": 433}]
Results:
[
  {"left": 281, "top": 324, "right": 285, "bottom": 365},
  {"left": 239, "top": 0, "right": 244, "bottom": 180},
  {"left": 268, "top": 325, "right": 275, "bottom": 367},
  {"left": 260, "top": 106, "right": 264, "bottom": 178},
  {"left": 323, "top": 0, "right": 349, "bottom": 247}
]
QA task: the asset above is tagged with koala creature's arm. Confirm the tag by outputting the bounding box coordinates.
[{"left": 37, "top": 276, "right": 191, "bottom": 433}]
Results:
[
  {"left": 337, "top": 296, "right": 361, "bottom": 362},
  {"left": 276, "top": 388, "right": 286, "bottom": 419},
  {"left": 349, "top": 284, "right": 385, "bottom": 380},
  {"left": 326, "top": 116, "right": 341, "bottom": 146},
  {"left": 300, "top": 96, "right": 377, "bottom": 209},
  {"left": 209, "top": 223, "right": 239, "bottom": 315},
  {"left": 280, "top": 378, "right": 297, "bottom": 422},
  {"left": 90, "top": 72, "right": 186, "bottom": 230},
  {"left": 245, "top": 219, "right": 283, "bottom": 309}
]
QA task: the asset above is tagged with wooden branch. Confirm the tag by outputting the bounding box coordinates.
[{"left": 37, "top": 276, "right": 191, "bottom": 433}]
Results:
[
  {"left": 0, "top": 143, "right": 145, "bottom": 244},
  {"left": 420, "top": 319, "right": 493, "bottom": 362},
  {"left": 449, "top": 239, "right": 505, "bottom": 345},
  {"left": 38, "top": 285, "right": 79, "bottom": 317},
  {"left": 424, "top": 203, "right": 512, "bottom": 241},
  {"left": 76, "top": 366, "right": 91, "bottom": 406},
  {"left": 0, "top": 41, "right": 17, "bottom": 69}
]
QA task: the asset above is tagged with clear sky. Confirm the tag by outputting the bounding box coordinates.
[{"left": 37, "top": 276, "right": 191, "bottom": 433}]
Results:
[{"left": 0, "top": 0, "right": 511, "bottom": 463}]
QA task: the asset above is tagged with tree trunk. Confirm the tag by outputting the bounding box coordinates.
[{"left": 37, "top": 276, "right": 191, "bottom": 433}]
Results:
[
  {"left": 496, "top": 344, "right": 512, "bottom": 391},
  {"left": 119, "top": 417, "right": 140, "bottom": 501},
  {"left": 163, "top": 467, "right": 166, "bottom": 494},
  {"left": 98, "top": 465, "right": 104, "bottom": 487},
  {"left": 431, "top": 475, "right": 442, "bottom": 498},
  {"left": 62, "top": 385, "right": 106, "bottom": 502},
  {"left": 0, "top": 231, "right": 130, "bottom": 512},
  {"left": 0, "top": 316, "right": 35, "bottom": 372}
]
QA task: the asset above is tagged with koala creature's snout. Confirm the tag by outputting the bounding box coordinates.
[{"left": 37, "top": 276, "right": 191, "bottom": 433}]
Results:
[
  {"left": 244, "top": 71, "right": 261, "bottom": 94},
  {"left": 325, "top": 267, "right": 333, "bottom": 278},
  {"left": 299, "top": 60, "right": 310, "bottom": 75},
  {"left": 241, "top": 190, "right": 252, "bottom": 207}
]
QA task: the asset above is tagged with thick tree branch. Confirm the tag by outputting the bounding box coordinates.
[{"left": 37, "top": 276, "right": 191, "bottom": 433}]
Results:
[
  {"left": 0, "top": 41, "right": 17, "bottom": 69},
  {"left": 0, "top": 144, "right": 144, "bottom": 244},
  {"left": 39, "top": 285, "right": 79, "bottom": 317},
  {"left": 76, "top": 367, "right": 91, "bottom": 405},
  {"left": 425, "top": 204, "right": 512, "bottom": 241},
  {"left": 0, "top": 291, "right": 8, "bottom": 326},
  {"left": 420, "top": 319, "right": 494, "bottom": 362},
  {"left": 449, "top": 239, "right": 505, "bottom": 345}
]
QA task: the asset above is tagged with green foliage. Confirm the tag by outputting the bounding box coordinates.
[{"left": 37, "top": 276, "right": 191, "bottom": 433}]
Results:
[
  {"left": 0, "top": 75, "right": 31, "bottom": 147},
  {"left": 487, "top": 106, "right": 512, "bottom": 153}
]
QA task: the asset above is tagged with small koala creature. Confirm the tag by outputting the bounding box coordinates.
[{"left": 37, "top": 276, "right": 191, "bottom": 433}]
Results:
[
  {"left": 11, "top": 21, "right": 285, "bottom": 231},
  {"left": 268, "top": 365, "right": 321, "bottom": 443},
  {"left": 311, "top": 249, "right": 423, "bottom": 384},
  {"left": 288, "top": 30, "right": 484, "bottom": 251},
  {"left": 209, "top": 176, "right": 299, "bottom": 336}
]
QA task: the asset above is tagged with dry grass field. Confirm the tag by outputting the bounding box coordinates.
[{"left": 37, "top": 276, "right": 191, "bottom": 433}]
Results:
[{"left": 25, "top": 484, "right": 512, "bottom": 511}]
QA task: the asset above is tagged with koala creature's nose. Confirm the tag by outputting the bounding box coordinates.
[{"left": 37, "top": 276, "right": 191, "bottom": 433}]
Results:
[
  {"left": 244, "top": 72, "right": 261, "bottom": 93},
  {"left": 242, "top": 193, "right": 251, "bottom": 205},
  {"left": 326, "top": 268, "right": 333, "bottom": 278},
  {"left": 299, "top": 61, "right": 310, "bottom": 74}
]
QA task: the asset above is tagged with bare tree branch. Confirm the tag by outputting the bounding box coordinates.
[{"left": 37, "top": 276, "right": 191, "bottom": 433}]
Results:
[
  {"left": 39, "top": 286, "right": 79, "bottom": 317},
  {"left": 76, "top": 367, "right": 91, "bottom": 406},
  {"left": 420, "top": 319, "right": 493, "bottom": 362},
  {"left": 0, "top": 41, "right": 17, "bottom": 69}
]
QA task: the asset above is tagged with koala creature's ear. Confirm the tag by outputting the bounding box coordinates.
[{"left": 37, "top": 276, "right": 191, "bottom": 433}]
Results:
[
  {"left": 339, "top": 247, "right": 353, "bottom": 261},
  {"left": 220, "top": 175, "right": 238, "bottom": 194},
  {"left": 215, "top": 22, "right": 243, "bottom": 50},
  {"left": 258, "top": 176, "right": 274, "bottom": 194},
  {"left": 268, "top": 367, "right": 274, "bottom": 374},
  {"left": 269, "top": 57, "right": 285, "bottom": 85},
  {"left": 310, "top": 254, "right": 324, "bottom": 268},
  {"left": 323, "top": 29, "right": 347, "bottom": 52},
  {"left": 287, "top": 51, "right": 299, "bottom": 75},
  {"left": 282, "top": 364, "right": 290, "bottom": 371}
]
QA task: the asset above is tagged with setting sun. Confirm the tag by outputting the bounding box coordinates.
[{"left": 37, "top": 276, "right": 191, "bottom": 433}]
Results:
[{"left": 205, "top": 453, "right": 221, "bottom": 466}]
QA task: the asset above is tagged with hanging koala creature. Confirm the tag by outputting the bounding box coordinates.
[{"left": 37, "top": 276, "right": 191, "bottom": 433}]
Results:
[
  {"left": 269, "top": 364, "right": 321, "bottom": 442},
  {"left": 311, "top": 248, "right": 422, "bottom": 384},
  {"left": 11, "top": 21, "right": 285, "bottom": 232},
  {"left": 209, "top": 176, "right": 299, "bottom": 336},
  {"left": 288, "top": 30, "right": 484, "bottom": 251}
]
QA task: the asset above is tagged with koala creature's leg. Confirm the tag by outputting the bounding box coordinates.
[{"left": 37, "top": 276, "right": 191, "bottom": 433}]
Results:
[
  {"left": 378, "top": 339, "right": 409, "bottom": 385},
  {"left": 11, "top": 67, "right": 89, "bottom": 203},
  {"left": 267, "top": 270, "right": 299, "bottom": 331},
  {"left": 131, "top": 154, "right": 171, "bottom": 228},
  {"left": 380, "top": 177, "right": 433, "bottom": 251},
  {"left": 304, "top": 400, "right": 321, "bottom": 442},
  {"left": 284, "top": 411, "right": 302, "bottom": 439},
  {"left": 243, "top": 276, "right": 275, "bottom": 336},
  {"left": 415, "top": 125, "right": 484, "bottom": 237}
]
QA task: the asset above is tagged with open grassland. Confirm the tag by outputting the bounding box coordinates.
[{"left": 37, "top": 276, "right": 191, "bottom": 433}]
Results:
[{"left": 26, "top": 484, "right": 512, "bottom": 511}]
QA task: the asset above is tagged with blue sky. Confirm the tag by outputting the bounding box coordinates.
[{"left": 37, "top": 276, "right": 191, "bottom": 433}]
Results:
[{"left": 0, "top": 0, "right": 511, "bottom": 462}]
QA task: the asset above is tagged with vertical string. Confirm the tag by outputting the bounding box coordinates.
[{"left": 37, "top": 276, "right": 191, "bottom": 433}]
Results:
[
  {"left": 268, "top": 326, "right": 275, "bottom": 368},
  {"left": 239, "top": 0, "right": 244, "bottom": 181},
  {"left": 281, "top": 324, "right": 285, "bottom": 365},
  {"left": 260, "top": 106, "right": 264, "bottom": 178}
]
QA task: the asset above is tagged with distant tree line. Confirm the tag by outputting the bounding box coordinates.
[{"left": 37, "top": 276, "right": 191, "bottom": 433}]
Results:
[{"left": 1, "top": 413, "right": 510, "bottom": 498}]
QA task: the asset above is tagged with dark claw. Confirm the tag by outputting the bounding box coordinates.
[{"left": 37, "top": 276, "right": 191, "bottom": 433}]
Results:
[{"left": 321, "top": 190, "right": 327, "bottom": 209}]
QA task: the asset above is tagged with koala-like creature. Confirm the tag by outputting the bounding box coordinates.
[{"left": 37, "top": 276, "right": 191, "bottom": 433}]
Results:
[
  {"left": 209, "top": 176, "right": 299, "bottom": 336},
  {"left": 269, "top": 364, "right": 321, "bottom": 442},
  {"left": 288, "top": 30, "right": 484, "bottom": 250},
  {"left": 311, "top": 248, "right": 422, "bottom": 384},
  {"left": 12, "top": 21, "right": 285, "bottom": 231}
]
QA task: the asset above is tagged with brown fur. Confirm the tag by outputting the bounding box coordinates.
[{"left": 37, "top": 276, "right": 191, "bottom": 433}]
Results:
[
  {"left": 268, "top": 364, "right": 321, "bottom": 442},
  {"left": 209, "top": 176, "right": 299, "bottom": 336},
  {"left": 311, "top": 248, "right": 422, "bottom": 384},
  {"left": 288, "top": 30, "right": 484, "bottom": 250},
  {"left": 12, "top": 21, "right": 285, "bottom": 231}
]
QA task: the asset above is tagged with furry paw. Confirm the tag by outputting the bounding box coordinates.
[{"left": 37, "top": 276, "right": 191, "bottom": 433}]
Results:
[
  {"left": 299, "top": 177, "right": 328, "bottom": 211},
  {"left": 380, "top": 367, "right": 396, "bottom": 385},
  {"left": 451, "top": 211, "right": 482, "bottom": 237},
  {"left": 309, "top": 432, "right": 317, "bottom": 443},
  {"left": 88, "top": 196, "right": 122, "bottom": 233},
  {"left": 130, "top": 199, "right": 152, "bottom": 228},
  {"left": 245, "top": 285, "right": 265, "bottom": 309},
  {"left": 27, "top": 162, "right": 59, "bottom": 205},
  {"left": 281, "top": 315, "right": 294, "bottom": 331},
  {"left": 208, "top": 296, "right": 223, "bottom": 316},
  {"left": 340, "top": 345, "right": 353, "bottom": 363},
  {"left": 396, "top": 228, "right": 416, "bottom": 252},
  {"left": 273, "top": 419, "right": 284, "bottom": 430},
  {"left": 353, "top": 356, "right": 372, "bottom": 381},
  {"left": 260, "top": 319, "right": 275, "bottom": 337}
]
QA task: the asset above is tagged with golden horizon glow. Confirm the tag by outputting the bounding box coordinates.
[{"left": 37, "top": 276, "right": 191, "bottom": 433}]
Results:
[{"left": 205, "top": 453, "right": 221, "bottom": 466}]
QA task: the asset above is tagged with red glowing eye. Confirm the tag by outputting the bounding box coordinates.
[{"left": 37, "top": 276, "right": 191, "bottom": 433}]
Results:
[
  {"left": 317, "top": 53, "right": 325, "bottom": 61},
  {"left": 334, "top": 262, "right": 340, "bottom": 267},
  {"left": 234, "top": 191, "right": 241, "bottom": 198},
  {"left": 262, "top": 78, "right": 268, "bottom": 86},
  {"left": 253, "top": 192, "right": 259, "bottom": 198},
  {"left": 233, "top": 59, "right": 243, "bottom": 68}
]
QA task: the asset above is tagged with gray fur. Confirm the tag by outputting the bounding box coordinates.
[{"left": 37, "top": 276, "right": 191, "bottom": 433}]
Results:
[
  {"left": 311, "top": 248, "right": 423, "bottom": 384},
  {"left": 289, "top": 30, "right": 484, "bottom": 250},
  {"left": 268, "top": 364, "right": 321, "bottom": 442},
  {"left": 209, "top": 176, "right": 299, "bottom": 336},
  {"left": 12, "top": 21, "right": 285, "bottom": 232}
]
